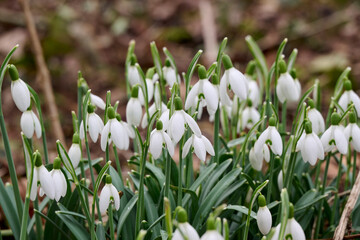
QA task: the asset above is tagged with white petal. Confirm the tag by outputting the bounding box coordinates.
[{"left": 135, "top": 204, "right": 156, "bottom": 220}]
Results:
[
  {"left": 90, "top": 94, "right": 106, "bottom": 110},
  {"left": 11, "top": 79, "right": 31, "bottom": 112},
  {"left": 185, "top": 82, "right": 200, "bottom": 110},
  {"left": 159, "top": 109, "right": 170, "bottom": 131},
  {"left": 296, "top": 133, "right": 305, "bottom": 152},
  {"left": 99, "top": 185, "right": 111, "bottom": 214},
  {"left": 162, "top": 132, "right": 174, "bottom": 157},
  {"left": 200, "top": 230, "right": 224, "bottom": 240},
  {"left": 68, "top": 143, "right": 81, "bottom": 169},
  {"left": 219, "top": 72, "right": 232, "bottom": 106},
  {"left": 203, "top": 81, "right": 219, "bottom": 112},
  {"left": 302, "top": 135, "right": 318, "bottom": 165},
  {"left": 269, "top": 127, "right": 283, "bottom": 155},
  {"left": 149, "top": 131, "right": 163, "bottom": 159},
  {"left": 173, "top": 223, "right": 200, "bottom": 240},
  {"left": 31, "top": 111, "right": 42, "bottom": 138},
  {"left": 21, "top": 111, "right": 34, "bottom": 138},
  {"left": 277, "top": 171, "right": 283, "bottom": 191},
  {"left": 88, "top": 114, "right": 101, "bottom": 142},
  {"left": 110, "top": 184, "right": 120, "bottom": 210},
  {"left": 228, "top": 68, "right": 248, "bottom": 100},
  {"left": 247, "top": 79, "right": 260, "bottom": 106},
  {"left": 276, "top": 82, "right": 286, "bottom": 104},
  {"left": 79, "top": 121, "right": 85, "bottom": 139},
  {"left": 193, "top": 135, "right": 206, "bottom": 161},
  {"left": 39, "top": 165, "right": 55, "bottom": 199},
  {"left": 101, "top": 122, "right": 111, "bottom": 151},
  {"left": 128, "top": 66, "right": 141, "bottom": 86},
  {"left": 250, "top": 147, "right": 263, "bottom": 171},
  {"left": 126, "top": 98, "right": 142, "bottom": 126},
  {"left": 182, "top": 136, "right": 193, "bottom": 159},
  {"left": 257, "top": 206, "right": 272, "bottom": 235},
  {"left": 286, "top": 218, "right": 305, "bottom": 240},
  {"left": 123, "top": 122, "right": 135, "bottom": 139},
  {"left": 52, "top": 170, "right": 65, "bottom": 201},
  {"left": 277, "top": 73, "right": 298, "bottom": 103},
  {"left": 350, "top": 90, "right": 360, "bottom": 118},
  {"left": 145, "top": 78, "right": 154, "bottom": 102},
  {"left": 308, "top": 109, "right": 325, "bottom": 134},
  {"left": 254, "top": 128, "right": 270, "bottom": 159},
  {"left": 338, "top": 91, "right": 349, "bottom": 113},
  {"left": 334, "top": 126, "right": 348, "bottom": 154},
  {"left": 111, "top": 120, "right": 128, "bottom": 150},
  {"left": 30, "top": 169, "right": 38, "bottom": 201},
  {"left": 263, "top": 145, "right": 270, "bottom": 163},
  {"left": 321, "top": 126, "right": 334, "bottom": 152},
  {"left": 351, "top": 124, "right": 360, "bottom": 152},
  {"left": 313, "top": 133, "right": 325, "bottom": 160},
  {"left": 182, "top": 110, "right": 201, "bottom": 137},
  {"left": 201, "top": 135, "right": 215, "bottom": 156},
  {"left": 169, "top": 111, "right": 185, "bottom": 143}
]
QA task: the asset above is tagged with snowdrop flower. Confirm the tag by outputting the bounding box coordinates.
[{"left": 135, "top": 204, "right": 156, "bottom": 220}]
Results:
[
  {"left": 256, "top": 195, "right": 272, "bottom": 235},
  {"left": 182, "top": 133, "right": 215, "bottom": 162},
  {"left": 307, "top": 99, "right": 325, "bottom": 135},
  {"left": 68, "top": 133, "right": 81, "bottom": 169},
  {"left": 126, "top": 85, "right": 142, "bottom": 127},
  {"left": 99, "top": 175, "right": 120, "bottom": 215},
  {"left": 277, "top": 171, "right": 283, "bottom": 191},
  {"left": 30, "top": 151, "right": 55, "bottom": 201},
  {"left": 220, "top": 55, "right": 248, "bottom": 106},
  {"left": 296, "top": 121, "right": 324, "bottom": 166},
  {"left": 90, "top": 93, "right": 106, "bottom": 110},
  {"left": 344, "top": 111, "right": 360, "bottom": 152},
  {"left": 149, "top": 121, "right": 174, "bottom": 159},
  {"left": 321, "top": 112, "right": 348, "bottom": 155},
  {"left": 173, "top": 208, "right": 200, "bottom": 240},
  {"left": 285, "top": 204, "right": 306, "bottom": 240},
  {"left": 80, "top": 104, "right": 104, "bottom": 143},
  {"left": 141, "top": 102, "right": 167, "bottom": 129},
  {"left": 50, "top": 157, "right": 67, "bottom": 202},
  {"left": 185, "top": 65, "right": 219, "bottom": 115},
  {"left": 8, "top": 64, "right": 31, "bottom": 112},
  {"left": 21, "top": 109, "right": 41, "bottom": 139},
  {"left": 338, "top": 79, "right": 360, "bottom": 118},
  {"left": 168, "top": 97, "right": 201, "bottom": 144},
  {"left": 101, "top": 107, "right": 135, "bottom": 151},
  {"left": 245, "top": 61, "right": 260, "bottom": 106},
  {"left": 240, "top": 99, "right": 260, "bottom": 130},
  {"left": 143, "top": 68, "right": 155, "bottom": 102},
  {"left": 163, "top": 59, "right": 180, "bottom": 88},
  {"left": 200, "top": 215, "right": 224, "bottom": 240},
  {"left": 249, "top": 144, "right": 270, "bottom": 171},
  {"left": 276, "top": 61, "right": 301, "bottom": 104},
  {"left": 159, "top": 103, "right": 171, "bottom": 131},
  {"left": 254, "top": 117, "right": 283, "bottom": 158},
  {"left": 127, "top": 55, "right": 141, "bottom": 86}
]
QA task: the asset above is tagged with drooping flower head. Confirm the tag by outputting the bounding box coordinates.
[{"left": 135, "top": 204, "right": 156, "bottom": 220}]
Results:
[
  {"left": 128, "top": 54, "right": 141, "bottom": 86},
  {"left": 344, "top": 111, "right": 360, "bottom": 152},
  {"left": 249, "top": 135, "right": 270, "bottom": 172},
  {"left": 99, "top": 175, "right": 120, "bottom": 215},
  {"left": 338, "top": 79, "right": 360, "bottom": 118},
  {"left": 149, "top": 121, "right": 174, "bottom": 159},
  {"left": 244, "top": 60, "right": 260, "bottom": 107},
  {"left": 285, "top": 203, "right": 306, "bottom": 240},
  {"left": 276, "top": 61, "right": 301, "bottom": 103},
  {"left": 321, "top": 112, "right": 348, "bottom": 155},
  {"left": 68, "top": 133, "right": 81, "bottom": 169},
  {"left": 200, "top": 215, "right": 224, "bottom": 240},
  {"left": 90, "top": 93, "right": 106, "bottom": 110},
  {"left": 173, "top": 208, "right": 200, "bottom": 240},
  {"left": 307, "top": 99, "right": 325, "bottom": 135},
  {"left": 296, "top": 121, "right": 324, "bottom": 166},
  {"left": 50, "top": 157, "right": 67, "bottom": 202},
  {"left": 30, "top": 151, "right": 55, "bottom": 201},
  {"left": 240, "top": 99, "right": 260, "bottom": 130},
  {"left": 256, "top": 194, "right": 272, "bottom": 235},
  {"left": 8, "top": 64, "right": 31, "bottom": 112},
  {"left": 80, "top": 104, "right": 104, "bottom": 143},
  {"left": 220, "top": 55, "right": 248, "bottom": 106},
  {"left": 21, "top": 107, "right": 41, "bottom": 139},
  {"left": 126, "top": 85, "right": 143, "bottom": 127},
  {"left": 163, "top": 59, "right": 180, "bottom": 88},
  {"left": 182, "top": 133, "right": 215, "bottom": 162}
]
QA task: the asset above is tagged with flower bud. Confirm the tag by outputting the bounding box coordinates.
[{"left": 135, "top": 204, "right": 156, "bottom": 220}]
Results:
[{"left": 8, "top": 64, "right": 19, "bottom": 81}]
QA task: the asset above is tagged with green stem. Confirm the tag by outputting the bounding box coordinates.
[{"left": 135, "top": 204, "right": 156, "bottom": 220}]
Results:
[
  {"left": 331, "top": 153, "right": 343, "bottom": 225},
  {"left": 19, "top": 197, "right": 30, "bottom": 240},
  {"left": 34, "top": 198, "right": 43, "bottom": 239},
  {"left": 281, "top": 101, "right": 287, "bottom": 138},
  {"left": 135, "top": 145, "right": 148, "bottom": 235},
  {"left": 267, "top": 153, "right": 275, "bottom": 203},
  {"left": 214, "top": 107, "right": 220, "bottom": 164},
  {"left": 164, "top": 153, "right": 171, "bottom": 200},
  {"left": 314, "top": 161, "right": 321, "bottom": 189},
  {"left": 178, "top": 137, "right": 184, "bottom": 206},
  {"left": 108, "top": 204, "right": 115, "bottom": 240},
  {"left": 113, "top": 145, "right": 124, "bottom": 186}
]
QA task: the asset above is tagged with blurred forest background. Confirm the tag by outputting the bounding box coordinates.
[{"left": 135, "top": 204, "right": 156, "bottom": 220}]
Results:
[{"left": 0, "top": 0, "right": 359, "bottom": 214}]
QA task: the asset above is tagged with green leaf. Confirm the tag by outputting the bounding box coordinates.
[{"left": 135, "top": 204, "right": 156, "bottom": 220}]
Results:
[
  {"left": 34, "top": 209, "right": 70, "bottom": 239},
  {"left": 185, "top": 50, "right": 203, "bottom": 96},
  {"left": 96, "top": 222, "right": 106, "bottom": 240},
  {"left": 215, "top": 37, "right": 228, "bottom": 76},
  {"left": 150, "top": 42, "right": 163, "bottom": 81},
  {"left": 278, "top": 189, "right": 290, "bottom": 240},
  {"left": 226, "top": 205, "right": 257, "bottom": 219},
  {"left": 245, "top": 36, "right": 268, "bottom": 79},
  {"left": 206, "top": 62, "right": 218, "bottom": 78},
  {"left": 287, "top": 48, "right": 298, "bottom": 71},
  {"left": 227, "top": 136, "right": 246, "bottom": 148},
  {"left": 56, "top": 204, "right": 89, "bottom": 239},
  {"left": 144, "top": 191, "right": 161, "bottom": 237},
  {"left": 116, "top": 195, "right": 138, "bottom": 236},
  {"left": 128, "top": 160, "right": 165, "bottom": 186}
]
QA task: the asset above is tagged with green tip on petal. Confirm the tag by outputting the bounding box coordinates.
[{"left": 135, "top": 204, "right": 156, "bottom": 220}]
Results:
[
  {"left": 308, "top": 99, "right": 315, "bottom": 109},
  {"left": 222, "top": 55, "right": 233, "bottom": 70},
  {"left": 178, "top": 208, "right": 188, "bottom": 223},
  {"left": 289, "top": 203, "right": 294, "bottom": 219},
  {"left": 269, "top": 116, "right": 276, "bottom": 127},
  {"left": 72, "top": 133, "right": 80, "bottom": 144},
  {"left": 246, "top": 60, "right": 256, "bottom": 75},
  {"left": 247, "top": 99, "right": 253, "bottom": 107},
  {"left": 278, "top": 60, "right": 287, "bottom": 74},
  {"left": 131, "top": 85, "right": 139, "bottom": 98},
  {"left": 156, "top": 120, "right": 163, "bottom": 130},
  {"left": 106, "top": 175, "right": 112, "bottom": 184},
  {"left": 107, "top": 107, "right": 116, "bottom": 119},
  {"left": 290, "top": 69, "right": 297, "bottom": 79},
  {"left": 174, "top": 96, "right": 183, "bottom": 110},
  {"left": 87, "top": 104, "right": 95, "bottom": 113},
  {"left": 344, "top": 79, "right": 352, "bottom": 91},
  {"left": 211, "top": 74, "right": 219, "bottom": 85},
  {"left": 53, "top": 157, "right": 62, "bottom": 169},
  {"left": 331, "top": 112, "right": 341, "bottom": 125},
  {"left": 258, "top": 194, "right": 266, "bottom": 207},
  {"left": 198, "top": 65, "right": 207, "bottom": 79},
  {"left": 165, "top": 59, "right": 171, "bottom": 67},
  {"left": 305, "top": 121, "right": 312, "bottom": 134},
  {"left": 8, "top": 64, "right": 19, "bottom": 81},
  {"left": 34, "top": 151, "right": 42, "bottom": 167},
  {"left": 206, "top": 215, "right": 216, "bottom": 230},
  {"left": 130, "top": 55, "right": 137, "bottom": 65},
  {"left": 146, "top": 68, "right": 155, "bottom": 79},
  {"left": 349, "top": 111, "right": 356, "bottom": 123}
]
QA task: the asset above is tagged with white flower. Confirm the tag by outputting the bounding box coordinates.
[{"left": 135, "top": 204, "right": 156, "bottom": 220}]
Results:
[
  {"left": 168, "top": 97, "right": 201, "bottom": 143},
  {"left": 68, "top": 133, "right": 81, "bottom": 169},
  {"left": 50, "top": 157, "right": 67, "bottom": 202},
  {"left": 220, "top": 55, "right": 248, "bottom": 106},
  {"left": 277, "top": 171, "right": 283, "bottom": 191},
  {"left": 321, "top": 113, "right": 347, "bottom": 155},
  {"left": 9, "top": 64, "right": 31, "bottom": 112},
  {"left": 159, "top": 108, "right": 170, "bottom": 131},
  {"left": 256, "top": 195, "right": 272, "bottom": 235},
  {"left": 185, "top": 65, "right": 219, "bottom": 114},
  {"left": 101, "top": 107, "right": 135, "bottom": 151},
  {"left": 276, "top": 72, "right": 301, "bottom": 103},
  {"left": 173, "top": 208, "right": 200, "bottom": 240},
  {"left": 249, "top": 145, "right": 270, "bottom": 171},
  {"left": 141, "top": 102, "right": 167, "bottom": 129},
  {"left": 128, "top": 64, "right": 141, "bottom": 86},
  {"left": 20, "top": 110, "right": 41, "bottom": 139},
  {"left": 99, "top": 175, "right": 120, "bottom": 215},
  {"left": 307, "top": 100, "right": 325, "bottom": 134},
  {"left": 163, "top": 61, "right": 180, "bottom": 88},
  {"left": 30, "top": 152, "right": 55, "bottom": 201},
  {"left": 80, "top": 105, "right": 104, "bottom": 143},
  {"left": 240, "top": 102, "right": 260, "bottom": 130},
  {"left": 149, "top": 121, "right": 174, "bottom": 159},
  {"left": 126, "top": 86, "right": 143, "bottom": 127},
  {"left": 254, "top": 117, "right": 283, "bottom": 158},
  {"left": 344, "top": 112, "right": 360, "bottom": 152},
  {"left": 90, "top": 93, "right": 105, "bottom": 110},
  {"left": 245, "top": 75, "right": 260, "bottom": 106},
  {"left": 200, "top": 230, "right": 223, "bottom": 240},
  {"left": 182, "top": 134, "right": 215, "bottom": 162},
  {"left": 296, "top": 121, "right": 324, "bottom": 166},
  {"left": 338, "top": 80, "right": 360, "bottom": 117}
]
